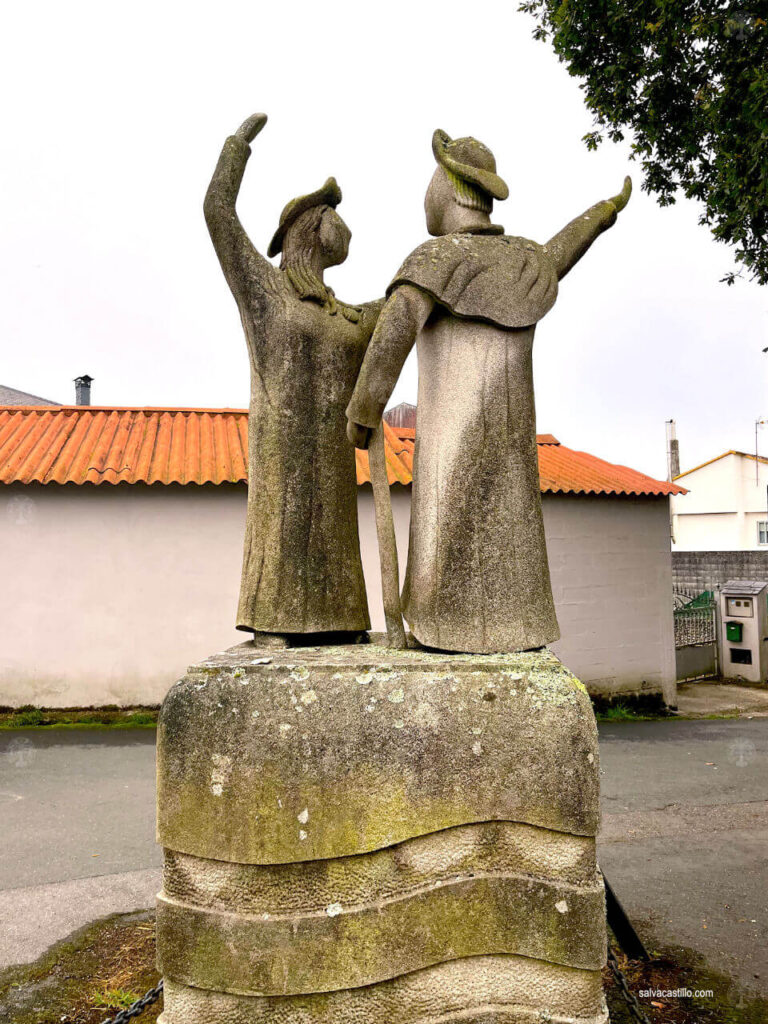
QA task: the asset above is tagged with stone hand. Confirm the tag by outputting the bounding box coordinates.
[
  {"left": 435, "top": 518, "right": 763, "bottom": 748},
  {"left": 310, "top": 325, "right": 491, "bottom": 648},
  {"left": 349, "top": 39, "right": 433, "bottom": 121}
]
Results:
[
  {"left": 347, "top": 419, "right": 373, "bottom": 450},
  {"left": 235, "top": 112, "right": 268, "bottom": 144},
  {"left": 609, "top": 176, "right": 632, "bottom": 214}
]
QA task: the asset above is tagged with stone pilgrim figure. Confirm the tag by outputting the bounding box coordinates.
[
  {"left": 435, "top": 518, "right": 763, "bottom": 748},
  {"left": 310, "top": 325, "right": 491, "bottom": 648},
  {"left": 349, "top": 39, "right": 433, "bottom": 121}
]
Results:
[
  {"left": 205, "top": 113, "right": 381, "bottom": 642},
  {"left": 347, "top": 129, "right": 631, "bottom": 654}
]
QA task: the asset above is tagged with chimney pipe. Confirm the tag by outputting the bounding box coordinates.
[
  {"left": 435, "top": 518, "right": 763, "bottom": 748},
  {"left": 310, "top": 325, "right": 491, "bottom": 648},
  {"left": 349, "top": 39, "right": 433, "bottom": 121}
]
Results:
[
  {"left": 665, "top": 419, "right": 680, "bottom": 480},
  {"left": 74, "top": 375, "right": 93, "bottom": 406},
  {"left": 383, "top": 402, "right": 417, "bottom": 430}
]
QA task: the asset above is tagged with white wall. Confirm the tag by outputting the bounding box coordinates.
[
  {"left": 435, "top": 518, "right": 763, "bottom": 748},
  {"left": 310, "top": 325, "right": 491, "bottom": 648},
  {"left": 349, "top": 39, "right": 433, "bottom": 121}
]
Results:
[
  {"left": 673, "top": 452, "right": 768, "bottom": 551},
  {"left": 672, "top": 511, "right": 739, "bottom": 551},
  {"left": 543, "top": 494, "right": 676, "bottom": 704},
  {"left": 0, "top": 483, "right": 675, "bottom": 706},
  {"left": 357, "top": 486, "right": 411, "bottom": 633},
  {"left": 0, "top": 483, "right": 245, "bottom": 707},
  {"left": 368, "top": 488, "right": 676, "bottom": 701}
]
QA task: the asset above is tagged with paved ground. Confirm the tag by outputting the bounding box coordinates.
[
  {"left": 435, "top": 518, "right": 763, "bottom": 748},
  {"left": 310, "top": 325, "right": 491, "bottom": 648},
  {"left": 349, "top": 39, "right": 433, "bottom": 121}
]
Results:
[
  {"left": 0, "top": 720, "right": 766, "bottom": 999},
  {"left": 0, "top": 730, "right": 160, "bottom": 968},
  {"left": 676, "top": 680, "right": 768, "bottom": 718},
  {"left": 599, "top": 718, "right": 768, "bottom": 996}
]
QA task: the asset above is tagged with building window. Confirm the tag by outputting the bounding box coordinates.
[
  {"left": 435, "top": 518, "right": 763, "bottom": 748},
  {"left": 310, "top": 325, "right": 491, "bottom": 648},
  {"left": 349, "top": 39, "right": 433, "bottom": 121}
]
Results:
[{"left": 759, "top": 522, "right": 768, "bottom": 545}]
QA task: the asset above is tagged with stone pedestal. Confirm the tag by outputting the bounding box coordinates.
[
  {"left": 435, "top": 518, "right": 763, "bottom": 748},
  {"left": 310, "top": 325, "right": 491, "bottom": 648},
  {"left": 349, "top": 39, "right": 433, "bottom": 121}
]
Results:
[{"left": 156, "top": 638, "right": 608, "bottom": 1023}]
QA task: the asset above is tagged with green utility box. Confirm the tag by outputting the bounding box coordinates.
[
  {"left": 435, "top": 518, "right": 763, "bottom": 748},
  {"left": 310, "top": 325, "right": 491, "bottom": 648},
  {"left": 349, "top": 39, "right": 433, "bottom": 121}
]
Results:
[{"left": 726, "top": 621, "right": 743, "bottom": 643}]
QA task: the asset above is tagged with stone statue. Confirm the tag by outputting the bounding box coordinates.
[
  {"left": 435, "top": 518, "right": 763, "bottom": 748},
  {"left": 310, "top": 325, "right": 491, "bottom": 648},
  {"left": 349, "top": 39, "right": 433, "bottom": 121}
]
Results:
[
  {"left": 347, "top": 129, "right": 631, "bottom": 654},
  {"left": 157, "top": 121, "right": 624, "bottom": 1024},
  {"left": 204, "top": 113, "right": 382, "bottom": 643}
]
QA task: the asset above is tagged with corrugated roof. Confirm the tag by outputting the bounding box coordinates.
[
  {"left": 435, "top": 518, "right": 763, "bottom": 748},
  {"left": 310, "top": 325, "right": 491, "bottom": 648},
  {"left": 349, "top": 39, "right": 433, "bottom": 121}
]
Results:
[
  {"left": 356, "top": 421, "right": 414, "bottom": 485},
  {"left": 0, "top": 405, "right": 684, "bottom": 496},
  {"left": 721, "top": 580, "right": 768, "bottom": 596},
  {"left": 0, "top": 407, "right": 248, "bottom": 486},
  {"left": 537, "top": 441, "right": 685, "bottom": 497}
]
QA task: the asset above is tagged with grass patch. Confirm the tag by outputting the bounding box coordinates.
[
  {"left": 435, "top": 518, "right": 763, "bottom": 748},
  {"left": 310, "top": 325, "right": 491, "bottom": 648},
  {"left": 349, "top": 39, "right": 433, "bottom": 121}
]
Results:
[
  {"left": 0, "top": 706, "right": 159, "bottom": 729},
  {"left": 91, "top": 987, "right": 142, "bottom": 1009},
  {"left": 9, "top": 708, "right": 46, "bottom": 727},
  {"left": 0, "top": 911, "right": 160, "bottom": 1024},
  {"left": 596, "top": 701, "right": 661, "bottom": 722}
]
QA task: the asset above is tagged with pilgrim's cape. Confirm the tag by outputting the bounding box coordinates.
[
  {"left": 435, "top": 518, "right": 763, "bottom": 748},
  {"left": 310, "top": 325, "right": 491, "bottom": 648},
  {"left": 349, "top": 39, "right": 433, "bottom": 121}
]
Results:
[{"left": 387, "top": 232, "right": 559, "bottom": 329}]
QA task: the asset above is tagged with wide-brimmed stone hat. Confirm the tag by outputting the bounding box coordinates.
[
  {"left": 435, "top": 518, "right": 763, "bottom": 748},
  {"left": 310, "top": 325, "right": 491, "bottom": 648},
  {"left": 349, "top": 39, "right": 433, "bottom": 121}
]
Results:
[
  {"left": 432, "top": 129, "right": 509, "bottom": 201},
  {"left": 267, "top": 177, "right": 342, "bottom": 257}
]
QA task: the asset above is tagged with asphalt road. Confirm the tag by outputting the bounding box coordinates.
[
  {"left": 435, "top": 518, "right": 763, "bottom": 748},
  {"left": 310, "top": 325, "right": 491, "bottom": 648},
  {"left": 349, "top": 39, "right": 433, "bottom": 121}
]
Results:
[
  {"left": 0, "top": 730, "right": 160, "bottom": 969},
  {"left": 599, "top": 718, "right": 768, "bottom": 997},
  {"left": 0, "top": 719, "right": 766, "bottom": 997}
]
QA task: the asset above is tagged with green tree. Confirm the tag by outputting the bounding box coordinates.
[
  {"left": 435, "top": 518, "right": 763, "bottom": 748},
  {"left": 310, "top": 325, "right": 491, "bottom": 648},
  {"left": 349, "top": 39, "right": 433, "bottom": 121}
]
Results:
[{"left": 520, "top": 1, "right": 768, "bottom": 283}]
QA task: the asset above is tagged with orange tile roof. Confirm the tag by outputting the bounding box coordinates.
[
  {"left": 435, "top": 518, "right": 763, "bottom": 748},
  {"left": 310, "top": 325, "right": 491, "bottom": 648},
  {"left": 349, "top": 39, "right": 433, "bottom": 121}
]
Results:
[
  {"left": 0, "top": 405, "right": 684, "bottom": 496},
  {"left": 0, "top": 406, "right": 248, "bottom": 486},
  {"left": 537, "top": 441, "right": 686, "bottom": 497},
  {"left": 355, "top": 421, "right": 414, "bottom": 485}
]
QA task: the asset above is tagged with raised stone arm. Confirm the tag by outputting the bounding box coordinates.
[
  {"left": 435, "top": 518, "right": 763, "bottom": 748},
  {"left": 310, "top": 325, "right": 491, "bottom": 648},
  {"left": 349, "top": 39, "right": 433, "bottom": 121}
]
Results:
[
  {"left": 545, "top": 176, "right": 632, "bottom": 281},
  {"left": 346, "top": 285, "right": 434, "bottom": 449},
  {"left": 203, "top": 112, "right": 275, "bottom": 303}
]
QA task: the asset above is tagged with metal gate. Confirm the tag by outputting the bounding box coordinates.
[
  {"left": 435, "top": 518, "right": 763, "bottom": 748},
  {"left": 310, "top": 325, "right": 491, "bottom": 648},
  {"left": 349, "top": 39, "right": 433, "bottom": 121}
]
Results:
[{"left": 674, "top": 588, "right": 719, "bottom": 682}]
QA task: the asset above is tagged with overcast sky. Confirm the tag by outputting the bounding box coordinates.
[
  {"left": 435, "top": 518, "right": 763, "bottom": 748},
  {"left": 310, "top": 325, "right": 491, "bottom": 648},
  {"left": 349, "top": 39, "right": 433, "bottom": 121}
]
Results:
[{"left": 1, "top": 0, "right": 766, "bottom": 480}]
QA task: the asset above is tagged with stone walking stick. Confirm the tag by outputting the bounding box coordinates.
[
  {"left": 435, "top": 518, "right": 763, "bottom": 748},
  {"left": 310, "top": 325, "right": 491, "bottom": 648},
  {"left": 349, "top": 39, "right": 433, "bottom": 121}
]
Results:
[{"left": 368, "top": 421, "right": 407, "bottom": 648}]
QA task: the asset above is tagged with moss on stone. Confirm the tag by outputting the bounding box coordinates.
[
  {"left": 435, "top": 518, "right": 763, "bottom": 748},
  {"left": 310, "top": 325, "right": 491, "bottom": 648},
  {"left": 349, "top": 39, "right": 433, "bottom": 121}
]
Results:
[{"left": 158, "top": 641, "right": 600, "bottom": 865}]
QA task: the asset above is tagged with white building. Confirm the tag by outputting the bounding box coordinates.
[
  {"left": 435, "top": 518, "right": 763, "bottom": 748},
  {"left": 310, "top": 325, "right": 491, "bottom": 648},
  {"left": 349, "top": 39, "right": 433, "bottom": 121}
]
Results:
[
  {"left": 0, "top": 404, "right": 682, "bottom": 708},
  {"left": 672, "top": 450, "right": 768, "bottom": 551}
]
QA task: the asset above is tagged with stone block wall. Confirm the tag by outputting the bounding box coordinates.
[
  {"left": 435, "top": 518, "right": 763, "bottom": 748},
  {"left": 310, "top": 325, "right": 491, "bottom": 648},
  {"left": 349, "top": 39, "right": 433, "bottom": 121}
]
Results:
[{"left": 672, "top": 551, "right": 768, "bottom": 593}]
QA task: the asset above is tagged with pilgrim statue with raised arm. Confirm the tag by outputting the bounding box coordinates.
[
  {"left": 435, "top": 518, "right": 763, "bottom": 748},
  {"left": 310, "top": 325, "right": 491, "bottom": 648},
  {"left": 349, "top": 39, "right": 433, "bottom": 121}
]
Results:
[
  {"left": 158, "top": 117, "right": 623, "bottom": 1024},
  {"left": 347, "top": 129, "right": 631, "bottom": 654},
  {"left": 204, "top": 113, "right": 382, "bottom": 644}
]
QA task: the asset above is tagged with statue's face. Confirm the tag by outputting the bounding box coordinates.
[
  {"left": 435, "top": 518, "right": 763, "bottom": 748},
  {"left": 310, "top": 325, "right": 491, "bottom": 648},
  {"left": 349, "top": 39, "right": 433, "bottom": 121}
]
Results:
[
  {"left": 425, "top": 167, "right": 454, "bottom": 236},
  {"left": 319, "top": 208, "right": 351, "bottom": 268}
]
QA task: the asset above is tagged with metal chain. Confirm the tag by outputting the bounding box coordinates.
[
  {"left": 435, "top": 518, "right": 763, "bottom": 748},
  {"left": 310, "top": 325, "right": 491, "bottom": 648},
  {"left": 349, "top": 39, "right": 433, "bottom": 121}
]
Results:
[
  {"left": 99, "top": 980, "right": 163, "bottom": 1024},
  {"left": 607, "top": 946, "right": 651, "bottom": 1024}
]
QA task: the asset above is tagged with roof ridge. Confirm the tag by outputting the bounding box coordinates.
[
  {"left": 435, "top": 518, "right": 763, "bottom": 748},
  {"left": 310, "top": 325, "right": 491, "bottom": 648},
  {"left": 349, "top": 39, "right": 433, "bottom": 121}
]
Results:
[
  {"left": 674, "top": 449, "right": 768, "bottom": 480},
  {"left": 0, "top": 405, "right": 250, "bottom": 414}
]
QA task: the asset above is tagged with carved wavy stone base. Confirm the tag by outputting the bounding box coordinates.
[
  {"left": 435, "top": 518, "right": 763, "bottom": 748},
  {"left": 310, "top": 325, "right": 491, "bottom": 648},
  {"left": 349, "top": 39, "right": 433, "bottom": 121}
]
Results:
[
  {"left": 160, "top": 957, "right": 608, "bottom": 1023},
  {"left": 156, "top": 639, "right": 607, "bottom": 1023}
]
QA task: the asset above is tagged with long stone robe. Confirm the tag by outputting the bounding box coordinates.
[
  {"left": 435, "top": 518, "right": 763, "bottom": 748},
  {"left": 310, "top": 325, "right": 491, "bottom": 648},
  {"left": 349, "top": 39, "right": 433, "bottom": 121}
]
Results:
[
  {"left": 205, "top": 136, "right": 379, "bottom": 634},
  {"left": 348, "top": 209, "right": 620, "bottom": 653},
  {"left": 404, "top": 311, "right": 557, "bottom": 652}
]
